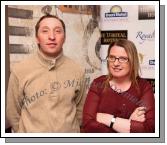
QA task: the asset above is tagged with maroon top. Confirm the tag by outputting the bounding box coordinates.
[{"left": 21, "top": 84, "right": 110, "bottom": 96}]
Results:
[{"left": 82, "top": 75, "right": 155, "bottom": 133}]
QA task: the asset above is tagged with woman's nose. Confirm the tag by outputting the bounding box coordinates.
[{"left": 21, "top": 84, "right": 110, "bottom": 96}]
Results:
[{"left": 113, "top": 59, "right": 120, "bottom": 65}]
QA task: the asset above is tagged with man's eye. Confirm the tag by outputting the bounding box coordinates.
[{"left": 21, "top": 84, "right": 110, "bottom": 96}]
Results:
[
  {"left": 55, "top": 29, "right": 62, "bottom": 33},
  {"left": 42, "top": 30, "right": 48, "bottom": 32}
]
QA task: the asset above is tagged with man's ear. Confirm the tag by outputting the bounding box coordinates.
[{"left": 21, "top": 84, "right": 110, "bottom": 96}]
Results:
[
  {"left": 36, "top": 37, "right": 39, "bottom": 44},
  {"left": 63, "top": 35, "right": 66, "bottom": 43}
]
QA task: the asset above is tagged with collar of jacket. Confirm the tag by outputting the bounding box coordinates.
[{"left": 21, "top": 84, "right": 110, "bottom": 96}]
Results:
[{"left": 37, "top": 49, "right": 65, "bottom": 70}]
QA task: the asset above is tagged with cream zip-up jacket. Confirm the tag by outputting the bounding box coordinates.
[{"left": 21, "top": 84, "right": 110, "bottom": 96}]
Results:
[{"left": 6, "top": 50, "right": 86, "bottom": 133}]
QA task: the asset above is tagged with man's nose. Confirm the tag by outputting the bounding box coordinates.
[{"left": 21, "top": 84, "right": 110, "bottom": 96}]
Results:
[{"left": 48, "top": 31, "right": 55, "bottom": 40}]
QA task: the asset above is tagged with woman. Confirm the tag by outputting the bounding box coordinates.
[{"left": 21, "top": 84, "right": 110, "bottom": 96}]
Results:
[{"left": 82, "top": 39, "right": 155, "bottom": 133}]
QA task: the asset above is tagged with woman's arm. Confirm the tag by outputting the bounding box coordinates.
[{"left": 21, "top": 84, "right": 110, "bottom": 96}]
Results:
[
  {"left": 96, "top": 106, "right": 146, "bottom": 133},
  {"left": 83, "top": 79, "right": 112, "bottom": 133},
  {"left": 130, "top": 81, "right": 155, "bottom": 133},
  {"left": 96, "top": 80, "right": 155, "bottom": 133}
]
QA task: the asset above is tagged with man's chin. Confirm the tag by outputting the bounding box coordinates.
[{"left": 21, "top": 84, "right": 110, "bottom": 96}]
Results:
[{"left": 46, "top": 50, "right": 62, "bottom": 57}]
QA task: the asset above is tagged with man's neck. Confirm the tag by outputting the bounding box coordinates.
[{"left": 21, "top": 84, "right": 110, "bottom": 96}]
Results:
[{"left": 39, "top": 49, "right": 63, "bottom": 60}]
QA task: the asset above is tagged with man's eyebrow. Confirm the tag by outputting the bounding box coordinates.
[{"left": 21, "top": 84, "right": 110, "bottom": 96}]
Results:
[
  {"left": 54, "top": 26, "right": 63, "bottom": 29},
  {"left": 40, "top": 26, "right": 63, "bottom": 29},
  {"left": 40, "top": 26, "right": 49, "bottom": 29}
]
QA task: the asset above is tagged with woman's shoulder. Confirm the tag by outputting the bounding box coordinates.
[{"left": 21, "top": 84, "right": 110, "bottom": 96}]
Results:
[
  {"left": 138, "top": 77, "right": 149, "bottom": 84},
  {"left": 93, "top": 75, "right": 108, "bottom": 83},
  {"left": 89, "top": 75, "right": 108, "bottom": 92},
  {"left": 137, "top": 77, "right": 153, "bottom": 89}
]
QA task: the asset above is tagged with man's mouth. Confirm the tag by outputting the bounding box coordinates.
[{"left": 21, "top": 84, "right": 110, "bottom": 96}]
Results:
[
  {"left": 47, "top": 43, "right": 57, "bottom": 45},
  {"left": 46, "top": 43, "right": 57, "bottom": 47}
]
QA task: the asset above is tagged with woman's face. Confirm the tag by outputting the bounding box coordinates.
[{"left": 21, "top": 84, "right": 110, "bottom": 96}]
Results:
[{"left": 108, "top": 45, "right": 130, "bottom": 80}]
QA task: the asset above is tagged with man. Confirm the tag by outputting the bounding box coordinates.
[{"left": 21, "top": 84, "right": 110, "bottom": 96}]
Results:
[{"left": 6, "top": 15, "right": 86, "bottom": 133}]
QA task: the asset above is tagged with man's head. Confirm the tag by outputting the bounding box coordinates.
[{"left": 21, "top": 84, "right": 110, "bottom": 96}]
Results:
[{"left": 35, "top": 15, "right": 66, "bottom": 58}]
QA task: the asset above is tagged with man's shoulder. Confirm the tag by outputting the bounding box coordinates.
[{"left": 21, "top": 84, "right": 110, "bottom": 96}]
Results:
[
  {"left": 11, "top": 54, "right": 37, "bottom": 75},
  {"left": 63, "top": 56, "right": 84, "bottom": 74}
]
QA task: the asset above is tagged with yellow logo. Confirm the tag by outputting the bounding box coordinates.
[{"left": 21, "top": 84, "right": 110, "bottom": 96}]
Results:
[
  {"left": 110, "top": 5, "right": 122, "bottom": 13},
  {"left": 138, "top": 53, "right": 144, "bottom": 64}
]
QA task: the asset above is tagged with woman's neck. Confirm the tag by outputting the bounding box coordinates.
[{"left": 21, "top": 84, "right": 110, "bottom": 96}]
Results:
[
  {"left": 110, "top": 76, "right": 132, "bottom": 92},
  {"left": 111, "top": 76, "right": 131, "bottom": 85}
]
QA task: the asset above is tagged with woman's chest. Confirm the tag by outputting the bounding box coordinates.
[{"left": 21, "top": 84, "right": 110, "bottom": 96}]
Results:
[{"left": 98, "top": 89, "right": 141, "bottom": 119}]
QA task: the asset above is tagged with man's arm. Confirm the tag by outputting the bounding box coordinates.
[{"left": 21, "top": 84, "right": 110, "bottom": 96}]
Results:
[
  {"left": 6, "top": 72, "right": 21, "bottom": 132},
  {"left": 74, "top": 72, "right": 86, "bottom": 127}
]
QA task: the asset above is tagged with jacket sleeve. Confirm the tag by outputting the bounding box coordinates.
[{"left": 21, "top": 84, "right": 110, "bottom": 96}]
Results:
[
  {"left": 130, "top": 81, "right": 155, "bottom": 133},
  {"left": 6, "top": 72, "right": 22, "bottom": 132},
  {"left": 74, "top": 71, "right": 87, "bottom": 127},
  {"left": 82, "top": 80, "right": 111, "bottom": 133}
]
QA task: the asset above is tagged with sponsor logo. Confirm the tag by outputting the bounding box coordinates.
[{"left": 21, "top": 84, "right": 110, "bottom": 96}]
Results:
[
  {"left": 105, "top": 5, "right": 128, "bottom": 18},
  {"left": 101, "top": 30, "right": 127, "bottom": 45},
  {"left": 149, "top": 59, "right": 155, "bottom": 65},
  {"left": 136, "top": 30, "right": 155, "bottom": 44},
  {"left": 138, "top": 5, "right": 155, "bottom": 20},
  {"left": 138, "top": 53, "right": 145, "bottom": 64},
  {"left": 141, "top": 65, "right": 154, "bottom": 71}
]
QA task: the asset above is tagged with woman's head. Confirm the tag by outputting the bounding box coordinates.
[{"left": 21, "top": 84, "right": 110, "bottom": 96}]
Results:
[{"left": 107, "top": 39, "right": 140, "bottom": 84}]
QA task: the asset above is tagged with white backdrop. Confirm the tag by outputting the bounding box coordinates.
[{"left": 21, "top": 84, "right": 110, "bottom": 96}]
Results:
[{"left": 100, "top": 5, "right": 155, "bottom": 79}]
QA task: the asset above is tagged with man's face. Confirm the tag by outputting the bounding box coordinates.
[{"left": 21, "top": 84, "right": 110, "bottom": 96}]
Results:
[{"left": 36, "top": 17, "right": 65, "bottom": 57}]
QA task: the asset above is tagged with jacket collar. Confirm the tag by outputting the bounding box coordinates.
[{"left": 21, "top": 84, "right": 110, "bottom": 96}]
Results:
[{"left": 37, "top": 49, "right": 65, "bottom": 70}]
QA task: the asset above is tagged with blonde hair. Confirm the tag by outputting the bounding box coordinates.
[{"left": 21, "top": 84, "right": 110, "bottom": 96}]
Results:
[{"left": 106, "top": 39, "right": 140, "bottom": 88}]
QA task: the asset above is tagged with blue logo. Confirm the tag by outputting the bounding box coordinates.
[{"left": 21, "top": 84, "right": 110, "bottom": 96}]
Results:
[
  {"left": 149, "top": 60, "right": 155, "bottom": 65},
  {"left": 105, "top": 5, "right": 128, "bottom": 18}
]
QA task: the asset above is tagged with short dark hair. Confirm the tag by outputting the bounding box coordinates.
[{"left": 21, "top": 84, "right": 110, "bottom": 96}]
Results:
[{"left": 35, "top": 14, "right": 66, "bottom": 37}]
